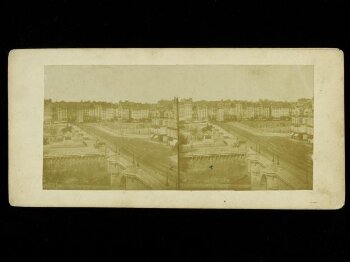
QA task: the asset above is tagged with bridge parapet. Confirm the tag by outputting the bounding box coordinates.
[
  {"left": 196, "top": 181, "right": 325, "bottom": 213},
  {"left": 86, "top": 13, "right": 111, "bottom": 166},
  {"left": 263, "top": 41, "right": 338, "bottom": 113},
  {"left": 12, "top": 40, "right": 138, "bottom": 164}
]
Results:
[{"left": 247, "top": 150, "right": 281, "bottom": 190}]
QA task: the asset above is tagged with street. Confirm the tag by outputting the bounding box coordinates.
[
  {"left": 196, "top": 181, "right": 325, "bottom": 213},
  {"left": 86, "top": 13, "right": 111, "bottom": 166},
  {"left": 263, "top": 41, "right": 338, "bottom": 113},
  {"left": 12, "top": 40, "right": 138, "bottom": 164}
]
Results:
[
  {"left": 80, "top": 123, "right": 179, "bottom": 188},
  {"left": 217, "top": 122, "right": 313, "bottom": 189}
]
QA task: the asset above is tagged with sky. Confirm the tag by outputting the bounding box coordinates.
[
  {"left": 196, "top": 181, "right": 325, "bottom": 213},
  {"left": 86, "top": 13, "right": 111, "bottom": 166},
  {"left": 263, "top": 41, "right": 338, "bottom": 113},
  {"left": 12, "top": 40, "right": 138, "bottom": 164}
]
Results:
[{"left": 45, "top": 65, "right": 313, "bottom": 103}]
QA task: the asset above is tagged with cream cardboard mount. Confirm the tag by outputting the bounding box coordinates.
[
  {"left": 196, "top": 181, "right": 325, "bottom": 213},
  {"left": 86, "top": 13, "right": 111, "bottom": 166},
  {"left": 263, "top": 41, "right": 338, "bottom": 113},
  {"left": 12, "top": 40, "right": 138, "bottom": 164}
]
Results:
[{"left": 8, "top": 48, "right": 345, "bottom": 209}]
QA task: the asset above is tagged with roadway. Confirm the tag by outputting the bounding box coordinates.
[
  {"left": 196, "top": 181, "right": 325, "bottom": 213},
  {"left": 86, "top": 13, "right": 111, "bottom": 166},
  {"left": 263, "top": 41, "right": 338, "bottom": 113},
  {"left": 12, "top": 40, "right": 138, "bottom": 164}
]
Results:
[
  {"left": 80, "top": 123, "right": 179, "bottom": 189},
  {"left": 217, "top": 122, "right": 313, "bottom": 189}
]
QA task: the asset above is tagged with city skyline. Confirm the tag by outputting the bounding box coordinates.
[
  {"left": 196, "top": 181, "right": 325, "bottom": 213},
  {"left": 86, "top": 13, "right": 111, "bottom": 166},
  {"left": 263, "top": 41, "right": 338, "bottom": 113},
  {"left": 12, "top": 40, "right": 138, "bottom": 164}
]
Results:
[
  {"left": 43, "top": 64, "right": 314, "bottom": 192},
  {"left": 45, "top": 65, "right": 313, "bottom": 103},
  {"left": 44, "top": 97, "right": 311, "bottom": 104}
]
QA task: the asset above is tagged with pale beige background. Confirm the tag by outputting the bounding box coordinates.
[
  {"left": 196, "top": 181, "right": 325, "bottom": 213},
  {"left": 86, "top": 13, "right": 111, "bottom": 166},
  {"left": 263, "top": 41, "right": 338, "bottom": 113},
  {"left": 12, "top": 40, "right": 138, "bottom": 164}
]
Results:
[
  {"left": 8, "top": 48, "right": 345, "bottom": 209},
  {"left": 44, "top": 65, "right": 314, "bottom": 102}
]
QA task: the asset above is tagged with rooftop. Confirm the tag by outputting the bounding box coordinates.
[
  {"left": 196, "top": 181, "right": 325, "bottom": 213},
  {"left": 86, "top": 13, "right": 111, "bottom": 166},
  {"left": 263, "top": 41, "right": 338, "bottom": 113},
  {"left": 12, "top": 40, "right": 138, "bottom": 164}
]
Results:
[{"left": 44, "top": 145, "right": 104, "bottom": 157}]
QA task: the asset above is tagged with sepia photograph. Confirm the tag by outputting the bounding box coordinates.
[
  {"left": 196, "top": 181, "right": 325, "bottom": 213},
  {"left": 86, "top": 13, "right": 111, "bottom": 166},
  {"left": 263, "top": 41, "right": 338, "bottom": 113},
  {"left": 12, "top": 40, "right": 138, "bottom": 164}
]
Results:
[
  {"left": 43, "top": 65, "right": 314, "bottom": 191},
  {"left": 3, "top": 2, "right": 348, "bottom": 261},
  {"left": 8, "top": 48, "right": 344, "bottom": 208}
]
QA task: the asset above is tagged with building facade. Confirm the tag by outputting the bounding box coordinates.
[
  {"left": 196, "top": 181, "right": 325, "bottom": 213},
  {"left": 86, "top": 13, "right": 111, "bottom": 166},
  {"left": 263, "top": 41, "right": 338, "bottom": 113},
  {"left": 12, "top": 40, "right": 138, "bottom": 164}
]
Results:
[{"left": 291, "top": 98, "right": 313, "bottom": 143}]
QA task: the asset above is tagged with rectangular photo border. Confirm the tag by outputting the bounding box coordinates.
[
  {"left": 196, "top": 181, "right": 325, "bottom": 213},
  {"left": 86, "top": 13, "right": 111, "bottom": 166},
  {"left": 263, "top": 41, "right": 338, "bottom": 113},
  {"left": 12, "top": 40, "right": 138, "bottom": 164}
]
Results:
[{"left": 8, "top": 48, "right": 345, "bottom": 209}]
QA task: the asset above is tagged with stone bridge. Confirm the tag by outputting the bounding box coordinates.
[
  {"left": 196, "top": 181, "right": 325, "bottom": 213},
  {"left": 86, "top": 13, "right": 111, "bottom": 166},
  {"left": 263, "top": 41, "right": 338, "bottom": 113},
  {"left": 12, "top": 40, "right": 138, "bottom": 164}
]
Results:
[
  {"left": 246, "top": 151, "right": 281, "bottom": 190},
  {"left": 182, "top": 148, "right": 281, "bottom": 190}
]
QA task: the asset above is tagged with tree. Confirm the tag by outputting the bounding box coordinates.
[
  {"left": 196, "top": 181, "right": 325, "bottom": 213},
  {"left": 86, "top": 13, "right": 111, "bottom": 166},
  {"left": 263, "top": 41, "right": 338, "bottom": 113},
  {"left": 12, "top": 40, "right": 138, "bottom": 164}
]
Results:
[
  {"left": 191, "top": 126, "right": 200, "bottom": 140},
  {"left": 202, "top": 124, "right": 213, "bottom": 133},
  {"left": 50, "top": 126, "right": 58, "bottom": 136},
  {"left": 177, "top": 133, "right": 189, "bottom": 173},
  {"left": 178, "top": 133, "right": 189, "bottom": 146}
]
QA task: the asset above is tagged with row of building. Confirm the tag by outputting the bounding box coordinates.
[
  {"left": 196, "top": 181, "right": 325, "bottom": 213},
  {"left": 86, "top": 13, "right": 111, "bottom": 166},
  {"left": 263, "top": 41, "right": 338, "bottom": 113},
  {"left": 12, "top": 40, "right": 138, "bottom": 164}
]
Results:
[
  {"left": 179, "top": 99, "right": 292, "bottom": 122},
  {"left": 44, "top": 97, "right": 314, "bottom": 144},
  {"left": 290, "top": 98, "right": 314, "bottom": 144},
  {"left": 44, "top": 98, "right": 300, "bottom": 124},
  {"left": 44, "top": 100, "right": 178, "bottom": 124}
]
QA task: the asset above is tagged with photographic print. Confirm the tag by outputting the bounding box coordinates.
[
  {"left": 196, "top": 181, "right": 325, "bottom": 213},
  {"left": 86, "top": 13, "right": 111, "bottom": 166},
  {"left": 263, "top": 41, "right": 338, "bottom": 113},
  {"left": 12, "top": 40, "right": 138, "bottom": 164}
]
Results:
[
  {"left": 43, "top": 65, "right": 314, "bottom": 191},
  {"left": 9, "top": 49, "right": 344, "bottom": 208}
]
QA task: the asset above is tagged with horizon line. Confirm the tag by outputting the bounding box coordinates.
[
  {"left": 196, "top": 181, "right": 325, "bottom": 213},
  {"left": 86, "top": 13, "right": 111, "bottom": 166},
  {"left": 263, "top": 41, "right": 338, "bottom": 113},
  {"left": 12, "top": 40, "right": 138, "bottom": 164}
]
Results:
[{"left": 44, "top": 97, "right": 314, "bottom": 104}]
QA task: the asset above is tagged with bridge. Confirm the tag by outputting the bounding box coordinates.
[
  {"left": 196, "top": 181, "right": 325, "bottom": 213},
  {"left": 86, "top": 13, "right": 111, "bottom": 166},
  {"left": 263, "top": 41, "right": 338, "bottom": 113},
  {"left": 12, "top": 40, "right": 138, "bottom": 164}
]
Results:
[
  {"left": 182, "top": 151, "right": 247, "bottom": 160},
  {"left": 181, "top": 147, "right": 286, "bottom": 190},
  {"left": 182, "top": 144, "right": 247, "bottom": 158},
  {"left": 105, "top": 153, "right": 173, "bottom": 190}
]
